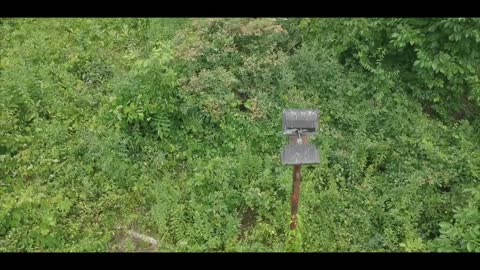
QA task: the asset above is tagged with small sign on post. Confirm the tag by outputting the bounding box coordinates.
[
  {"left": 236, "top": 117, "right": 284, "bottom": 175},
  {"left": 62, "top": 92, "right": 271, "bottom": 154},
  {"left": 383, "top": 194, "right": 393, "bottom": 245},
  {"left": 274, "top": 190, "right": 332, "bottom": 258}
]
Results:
[{"left": 281, "top": 109, "right": 320, "bottom": 230}]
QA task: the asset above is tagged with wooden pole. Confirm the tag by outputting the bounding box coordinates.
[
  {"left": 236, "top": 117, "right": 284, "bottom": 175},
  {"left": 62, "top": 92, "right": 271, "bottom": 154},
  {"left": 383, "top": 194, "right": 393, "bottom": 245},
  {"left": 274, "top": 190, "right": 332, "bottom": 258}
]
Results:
[
  {"left": 290, "top": 164, "right": 302, "bottom": 230},
  {"left": 289, "top": 134, "right": 307, "bottom": 230}
]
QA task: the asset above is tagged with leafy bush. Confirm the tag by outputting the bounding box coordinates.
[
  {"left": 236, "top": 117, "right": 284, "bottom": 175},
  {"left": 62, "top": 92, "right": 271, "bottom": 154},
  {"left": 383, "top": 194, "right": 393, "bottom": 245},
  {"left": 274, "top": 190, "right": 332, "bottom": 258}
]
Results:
[
  {"left": 301, "top": 18, "right": 480, "bottom": 121},
  {"left": 432, "top": 186, "right": 480, "bottom": 252}
]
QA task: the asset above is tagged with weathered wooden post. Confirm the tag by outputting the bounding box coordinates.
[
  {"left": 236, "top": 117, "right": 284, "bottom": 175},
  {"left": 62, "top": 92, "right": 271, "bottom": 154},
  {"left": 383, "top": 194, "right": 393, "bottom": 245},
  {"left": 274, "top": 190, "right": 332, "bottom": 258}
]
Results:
[{"left": 281, "top": 109, "right": 320, "bottom": 230}]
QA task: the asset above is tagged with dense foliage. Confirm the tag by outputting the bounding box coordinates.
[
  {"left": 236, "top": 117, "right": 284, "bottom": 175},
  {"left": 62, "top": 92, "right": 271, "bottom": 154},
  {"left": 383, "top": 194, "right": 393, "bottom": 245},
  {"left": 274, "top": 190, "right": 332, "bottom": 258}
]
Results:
[{"left": 1, "top": 18, "right": 479, "bottom": 252}]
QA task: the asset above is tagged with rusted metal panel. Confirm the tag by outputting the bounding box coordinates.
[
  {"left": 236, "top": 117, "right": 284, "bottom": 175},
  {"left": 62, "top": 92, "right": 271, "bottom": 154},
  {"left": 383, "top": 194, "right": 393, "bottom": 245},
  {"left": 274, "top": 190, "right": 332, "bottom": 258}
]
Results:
[
  {"left": 281, "top": 144, "right": 320, "bottom": 165},
  {"left": 282, "top": 109, "right": 319, "bottom": 135},
  {"left": 289, "top": 134, "right": 308, "bottom": 145}
]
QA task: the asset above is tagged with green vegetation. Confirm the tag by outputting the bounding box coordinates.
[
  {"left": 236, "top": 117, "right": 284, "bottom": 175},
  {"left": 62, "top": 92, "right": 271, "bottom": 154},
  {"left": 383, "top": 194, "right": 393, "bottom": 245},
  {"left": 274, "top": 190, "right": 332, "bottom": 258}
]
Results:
[{"left": 1, "top": 18, "right": 479, "bottom": 252}]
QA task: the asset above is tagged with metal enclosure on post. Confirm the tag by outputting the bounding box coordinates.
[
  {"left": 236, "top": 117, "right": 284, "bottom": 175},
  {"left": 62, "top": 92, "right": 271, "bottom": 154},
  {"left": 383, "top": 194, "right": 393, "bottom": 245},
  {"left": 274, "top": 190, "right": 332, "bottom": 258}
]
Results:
[{"left": 280, "top": 109, "right": 320, "bottom": 230}]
